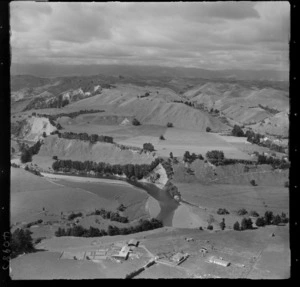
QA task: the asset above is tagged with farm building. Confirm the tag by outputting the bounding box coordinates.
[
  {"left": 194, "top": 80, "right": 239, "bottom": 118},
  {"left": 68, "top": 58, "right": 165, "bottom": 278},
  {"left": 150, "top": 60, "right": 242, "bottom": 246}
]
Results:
[
  {"left": 208, "top": 256, "right": 230, "bottom": 267},
  {"left": 171, "top": 252, "right": 189, "bottom": 265},
  {"left": 128, "top": 239, "right": 139, "bottom": 247},
  {"left": 112, "top": 246, "right": 130, "bottom": 260}
]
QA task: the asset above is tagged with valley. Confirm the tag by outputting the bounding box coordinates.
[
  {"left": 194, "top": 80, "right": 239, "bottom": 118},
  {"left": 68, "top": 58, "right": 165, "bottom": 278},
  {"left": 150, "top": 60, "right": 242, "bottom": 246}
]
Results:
[{"left": 9, "top": 72, "right": 290, "bottom": 279}]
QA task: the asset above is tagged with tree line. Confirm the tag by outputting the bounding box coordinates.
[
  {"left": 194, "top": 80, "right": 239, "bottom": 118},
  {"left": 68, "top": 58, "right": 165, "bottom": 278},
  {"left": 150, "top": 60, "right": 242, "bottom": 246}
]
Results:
[
  {"left": 55, "top": 218, "right": 163, "bottom": 237},
  {"left": 33, "top": 109, "right": 105, "bottom": 121},
  {"left": 52, "top": 158, "right": 161, "bottom": 180},
  {"left": 233, "top": 210, "right": 289, "bottom": 231},
  {"left": 89, "top": 208, "right": 129, "bottom": 223},
  {"left": 56, "top": 131, "right": 114, "bottom": 144}
]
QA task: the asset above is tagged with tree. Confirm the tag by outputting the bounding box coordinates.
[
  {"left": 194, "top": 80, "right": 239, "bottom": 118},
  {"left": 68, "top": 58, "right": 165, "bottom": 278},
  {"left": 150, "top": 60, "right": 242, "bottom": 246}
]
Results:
[
  {"left": 42, "top": 132, "right": 47, "bottom": 138},
  {"left": 219, "top": 218, "right": 226, "bottom": 230},
  {"left": 132, "top": 118, "right": 141, "bottom": 126},
  {"left": 264, "top": 211, "right": 274, "bottom": 225},
  {"left": 169, "top": 152, "right": 173, "bottom": 159},
  {"left": 217, "top": 208, "right": 229, "bottom": 215},
  {"left": 284, "top": 181, "right": 289, "bottom": 188},
  {"left": 232, "top": 125, "right": 245, "bottom": 137},
  {"left": 233, "top": 221, "right": 240, "bottom": 231},
  {"left": 240, "top": 218, "right": 248, "bottom": 230},
  {"left": 255, "top": 217, "right": 266, "bottom": 227},
  {"left": 11, "top": 228, "right": 35, "bottom": 259},
  {"left": 250, "top": 179, "right": 257, "bottom": 186},
  {"left": 52, "top": 156, "right": 58, "bottom": 160},
  {"left": 207, "top": 224, "right": 213, "bottom": 230},
  {"left": 166, "top": 122, "right": 173, "bottom": 128},
  {"left": 273, "top": 214, "right": 282, "bottom": 225},
  {"left": 159, "top": 135, "right": 165, "bottom": 140},
  {"left": 143, "top": 143, "right": 155, "bottom": 152},
  {"left": 237, "top": 208, "right": 248, "bottom": 216},
  {"left": 249, "top": 210, "right": 259, "bottom": 217},
  {"left": 206, "top": 127, "right": 211, "bottom": 132},
  {"left": 21, "top": 149, "right": 32, "bottom": 163}
]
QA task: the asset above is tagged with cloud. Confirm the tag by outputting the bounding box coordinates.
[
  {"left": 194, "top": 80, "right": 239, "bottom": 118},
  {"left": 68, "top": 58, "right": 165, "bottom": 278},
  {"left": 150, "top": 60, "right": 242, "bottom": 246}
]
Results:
[{"left": 10, "top": 2, "right": 290, "bottom": 71}]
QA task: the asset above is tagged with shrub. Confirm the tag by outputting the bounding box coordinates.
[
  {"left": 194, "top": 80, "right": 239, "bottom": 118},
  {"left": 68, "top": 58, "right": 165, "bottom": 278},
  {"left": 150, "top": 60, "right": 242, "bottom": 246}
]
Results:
[
  {"left": 273, "top": 214, "right": 282, "bottom": 225},
  {"left": 250, "top": 179, "right": 257, "bottom": 186},
  {"left": 132, "top": 118, "right": 141, "bottom": 126},
  {"left": 241, "top": 218, "right": 252, "bottom": 230},
  {"left": 206, "top": 127, "right": 211, "bottom": 132},
  {"left": 217, "top": 208, "right": 229, "bottom": 215},
  {"left": 219, "top": 218, "right": 226, "bottom": 230},
  {"left": 264, "top": 211, "right": 274, "bottom": 225},
  {"left": 249, "top": 210, "right": 259, "bottom": 217},
  {"left": 42, "top": 132, "right": 47, "bottom": 138},
  {"left": 232, "top": 125, "right": 245, "bottom": 137},
  {"left": 237, "top": 208, "right": 248, "bottom": 216},
  {"left": 166, "top": 122, "right": 173, "bottom": 128},
  {"left": 159, "top": 135, "right": 165, "bottom": 140},
  {"left": 284, "top": 181, "right": 289, "bottom": 188},
  {"left": 52, "top": 156, "right": 58, "bottom": 160},
  {"left": 233, "top": 221, "right": 240, "bottom": 231},
  {"left": 255, "top": 217, "right": 266, "bottom": 227},
  {"left": 207, "top": 224, "right": 213, "bottom": 230},
  {"left": 143, "top": 143, "right": 155, "bottom": 152}
]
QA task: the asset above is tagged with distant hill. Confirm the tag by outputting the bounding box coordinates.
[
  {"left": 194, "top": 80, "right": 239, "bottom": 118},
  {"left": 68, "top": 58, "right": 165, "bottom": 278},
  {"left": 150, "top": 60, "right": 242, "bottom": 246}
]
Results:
[{"left": 11, "top": 63, "right": 289, "bottom": 82}]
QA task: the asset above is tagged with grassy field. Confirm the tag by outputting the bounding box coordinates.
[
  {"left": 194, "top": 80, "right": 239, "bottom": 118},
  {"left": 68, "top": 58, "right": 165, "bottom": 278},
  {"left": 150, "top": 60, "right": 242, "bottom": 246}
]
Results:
[{"left": 117, "top": 128, "right": 252, "bottom": 159}]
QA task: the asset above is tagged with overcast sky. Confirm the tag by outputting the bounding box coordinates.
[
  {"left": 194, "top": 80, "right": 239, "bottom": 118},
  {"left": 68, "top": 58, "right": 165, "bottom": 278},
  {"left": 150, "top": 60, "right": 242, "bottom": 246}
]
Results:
[{"left": 10, "top": 1, "right": 290, "bottom": 71}]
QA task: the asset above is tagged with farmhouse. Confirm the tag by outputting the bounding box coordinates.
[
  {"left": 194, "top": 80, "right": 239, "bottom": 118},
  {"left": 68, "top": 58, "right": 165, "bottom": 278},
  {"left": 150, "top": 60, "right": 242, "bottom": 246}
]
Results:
[{"left": 209, "top": 256, "right": 230, "bottom": 267}]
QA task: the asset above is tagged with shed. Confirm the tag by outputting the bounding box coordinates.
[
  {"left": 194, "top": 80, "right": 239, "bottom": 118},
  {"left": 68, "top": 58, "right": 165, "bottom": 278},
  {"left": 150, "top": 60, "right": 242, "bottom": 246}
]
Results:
[
  {"left": 172, "top": 252, "right": 185, "bottom": 263},
  {"left": 128, "top": 239, "right": 139, "bottom": 247},
  {"left": 209, "top": 257, "right": 230, "bottom": 267}
]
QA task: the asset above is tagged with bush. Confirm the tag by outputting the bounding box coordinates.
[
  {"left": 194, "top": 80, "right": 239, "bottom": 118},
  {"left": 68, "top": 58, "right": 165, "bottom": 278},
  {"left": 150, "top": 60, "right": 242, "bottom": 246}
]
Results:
[
  {"left": 241, "top": 218, "right": 253, "bottom": 230},
  {"left": 68, "top": 212, "right": 83, "bottom": 221},
  {"left": 166, "top": 122, "right": 173, "bottom": 128},
  {"left": 250, "top": 179, "right": 257, "bottom": 186},
  {"left": 143, "top": 143, "right": 155, "bottom": 152},
  {"left": 159, "top": 135, "right": 165, "bottom": 140},
  {"left": 232, "top": 125, "right": 245, "bottom": 137},
  {"left": 255, "top": 217, "right": 266, "bottom": 227},
  {"left": 273, "top": 214, "right": 282, "bottom": 225},
  {"left": 217, "top": 208, "right": 229, "bottom": 215},
  {"left": 207, "top": 224, "right": 213, "bottom": 230},
  {"left": 219, "top": 219, "right": 226, "bottom": 230},
  {"left": 284, "top": 181, "right": 289, "bottom": 188},
  {"left": 206, "top": 127, "right": 211, "bottom": 132},
  {"left": 233, "top": 221, "right": 240, "bottom": 231},
  {"left": 249, "top": 210, "right": 259, "bottom": 217},
  {"left": 132, "top": 118, "right": 141, "bottom": 126},
  {"left": 237, "top": 208, "right": 248, "bottom": 216},
  {"left": 52, "top": 156, "right": 58, "bottom": 160},
  {"left": 264, "top": 211, "right": 274, "bottom": 225}
]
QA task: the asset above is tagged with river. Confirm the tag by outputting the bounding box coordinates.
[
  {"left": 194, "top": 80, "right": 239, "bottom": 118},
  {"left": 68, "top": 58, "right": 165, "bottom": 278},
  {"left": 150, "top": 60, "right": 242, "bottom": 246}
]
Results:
[{"left": 49, "top": 173, "right": 179, "bottom": 226}]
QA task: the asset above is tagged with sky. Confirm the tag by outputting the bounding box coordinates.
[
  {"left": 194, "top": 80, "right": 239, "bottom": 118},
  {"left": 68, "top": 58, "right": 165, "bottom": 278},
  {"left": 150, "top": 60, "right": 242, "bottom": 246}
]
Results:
[{"left": 10, "top": 1, "right": 290, "bottom": 71}]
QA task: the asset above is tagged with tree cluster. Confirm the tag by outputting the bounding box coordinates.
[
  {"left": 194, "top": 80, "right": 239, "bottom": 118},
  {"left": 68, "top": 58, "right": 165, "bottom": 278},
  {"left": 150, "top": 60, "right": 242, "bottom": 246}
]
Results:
[
  {"left": 25, "top": 219, "right": 43, "bottom": 228},
  {"left": 20, "top": 140, "right": 43, "bottom": 163},
  {"left": 206, "top": 150, "right": 225, "bottom": 165},
  {"left": 55, "top": 218, "right": 163, "bottom": 238},
  {"left": 217, "top": 208, "right": 229, "bottom": 215},
  {"left": 68, "top": 212, "right": 83, "bottom": 221},
  {"left": 52, "top": 158, "right": 161, "bottom": 180},
  {"left": 246, "top": 130, "right": 286, "bottom": 153},
  {"left": 231, "top": 125, "right": 245, "bottom": 137},
  {"left": 36, "top": 109, "right": 104, "bottom": 121},
  {"left": 10, "top": 228, "right": 35, "bottom": 259},
  {"left": 132, "top": 118, "right": 141, "bottom": 126},
  {"left": 256, "top": 153, "right": 290, "bottom": 169},
  {"left": 90, "top": 209, "right": 128, "bottom": 223},
  {"left": 58, "top": 131, "right": 114, "bottom": 144},
  {"left": 143, "top": 143, "right": 155, "bottom": 152},
  {"left": 183, "top": 151, "right": 204, "bottom": 164}
]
